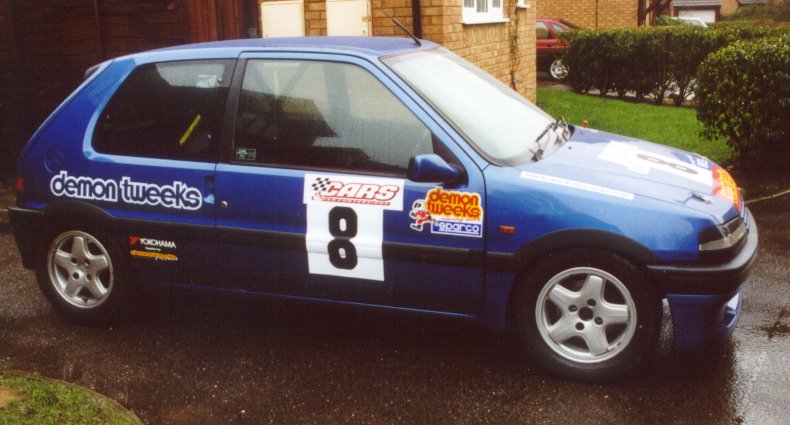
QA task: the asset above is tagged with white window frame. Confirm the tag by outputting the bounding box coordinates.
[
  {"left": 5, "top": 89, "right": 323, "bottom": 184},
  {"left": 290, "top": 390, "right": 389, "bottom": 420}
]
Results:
[{"left": 462, "top": 0, "right": 507, "bottom": 25}]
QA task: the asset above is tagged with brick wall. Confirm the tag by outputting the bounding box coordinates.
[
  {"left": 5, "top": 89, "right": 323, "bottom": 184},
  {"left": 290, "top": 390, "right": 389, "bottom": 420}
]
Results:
[
  {"left": 372, "top": 0, "right": 537, "bottom": 101},
  {"left": 256, "top": 0, "right": 537, "bottom": 101},
  {"left": 304, "top": 0, "right": 327, "bottom": 36},
  {"left": 372, "top": 0, "right": 415, "bottom": 36},
  {"left": 721, "top": 0, "right": 738, "bottom": 16},
  {"left": 533, "top": 0, "right": 637, "bottom": 29},
  {"left": 419, "top": 1, "right": 536, "bottom": 101}
]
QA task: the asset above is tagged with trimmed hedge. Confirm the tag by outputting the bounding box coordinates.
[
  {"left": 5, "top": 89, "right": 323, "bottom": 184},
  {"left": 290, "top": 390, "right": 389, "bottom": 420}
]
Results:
[
  {"left": 558, "top": 24, "right": 790, "bottom": 107},
  {"left": 695, "top": 34, "right": 790, "bottom": 166}
]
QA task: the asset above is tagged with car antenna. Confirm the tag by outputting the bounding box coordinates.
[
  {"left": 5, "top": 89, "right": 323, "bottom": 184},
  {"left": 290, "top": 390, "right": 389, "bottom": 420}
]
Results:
[{"left": 366, "top": 0, "right": 421, "bottom": 46}]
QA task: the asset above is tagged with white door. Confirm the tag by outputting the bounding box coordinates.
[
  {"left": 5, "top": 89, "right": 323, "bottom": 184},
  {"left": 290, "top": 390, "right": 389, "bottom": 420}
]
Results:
[
  {"left": 260, "top": 0, "right": 305, "bottom": 37},
  {"left": 326, "top": 0, "right": 371, "bottom": 36},
  {"left": 678, "top": 9, "right": 716, "bottom": 23}
]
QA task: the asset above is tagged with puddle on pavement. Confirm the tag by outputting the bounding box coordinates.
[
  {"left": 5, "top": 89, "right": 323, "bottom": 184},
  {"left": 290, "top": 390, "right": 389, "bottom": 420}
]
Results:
[{"left": 758, "top": 307, "right": 790, "bottom": 340}]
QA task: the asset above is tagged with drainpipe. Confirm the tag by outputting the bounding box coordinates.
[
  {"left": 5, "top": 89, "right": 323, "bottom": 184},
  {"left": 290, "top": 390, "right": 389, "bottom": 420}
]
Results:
[
  {"left": 412, "top": 0, "right": 422, "bottom": 38},
  {"left": 595, "top": 0, "right": 599, "bottom": 29}
]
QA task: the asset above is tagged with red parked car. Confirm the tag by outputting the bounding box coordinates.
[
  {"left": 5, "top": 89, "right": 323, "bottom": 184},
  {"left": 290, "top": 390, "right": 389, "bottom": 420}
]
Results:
[{"left": 536, "top": 18, "right": 571, "bottom": 80}]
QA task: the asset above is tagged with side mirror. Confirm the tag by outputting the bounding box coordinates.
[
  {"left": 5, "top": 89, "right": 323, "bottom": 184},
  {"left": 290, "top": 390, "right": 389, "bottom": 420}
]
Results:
[{"left": 408, "top": 154, "right": 464, "bottom": 184}]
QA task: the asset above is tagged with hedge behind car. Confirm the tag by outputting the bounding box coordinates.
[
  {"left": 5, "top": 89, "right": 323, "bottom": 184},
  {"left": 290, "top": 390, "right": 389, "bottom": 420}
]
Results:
[
  {"left": 558, "top": 24, "right": 790, "bottom": 107},
  {"left": 695, "top": 34, "right": 790, "bottom": 167}
]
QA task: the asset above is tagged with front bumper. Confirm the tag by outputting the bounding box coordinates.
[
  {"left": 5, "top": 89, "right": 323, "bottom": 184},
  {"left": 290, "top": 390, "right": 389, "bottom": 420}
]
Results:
[{"left": 647, "top": 209, "right": 758, "bottom": 349}]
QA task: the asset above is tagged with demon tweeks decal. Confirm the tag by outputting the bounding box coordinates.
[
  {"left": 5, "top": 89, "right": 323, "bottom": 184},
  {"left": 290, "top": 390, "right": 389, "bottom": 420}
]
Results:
[
  {"left": 50, "top": 171, "right": 202, "bottom": 210},
  {"left": 409, "top": 187, "right": 484, "bottom": 238}
]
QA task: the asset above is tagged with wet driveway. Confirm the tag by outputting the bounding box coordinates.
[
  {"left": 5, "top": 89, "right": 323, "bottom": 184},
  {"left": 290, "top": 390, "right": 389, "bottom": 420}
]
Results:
[{"left": 0, "top": 195, "right": 788, "bottom": 424}]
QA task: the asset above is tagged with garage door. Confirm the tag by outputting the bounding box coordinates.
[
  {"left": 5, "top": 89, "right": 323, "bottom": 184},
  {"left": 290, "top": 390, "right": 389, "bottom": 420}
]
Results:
[{"left": 678, "top": 9, "right": 716, "bottom": 23}]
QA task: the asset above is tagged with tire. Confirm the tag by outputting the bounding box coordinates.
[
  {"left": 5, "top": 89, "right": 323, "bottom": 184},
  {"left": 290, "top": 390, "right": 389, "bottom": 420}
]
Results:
[
  {"left": 549, "top": 58, "right": 568, "bottom": 81},
  {"left": 36, "top": 227, "right": 129, "bottom": 323},
  {"left": 514, "top": 249, "right": 660, "bottom": 381}
]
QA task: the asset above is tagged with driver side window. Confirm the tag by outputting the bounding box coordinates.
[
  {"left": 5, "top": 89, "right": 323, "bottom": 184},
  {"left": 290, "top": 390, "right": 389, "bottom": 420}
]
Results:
[{"left": 233, "top": 59, "right": 434, "bottom": 175}]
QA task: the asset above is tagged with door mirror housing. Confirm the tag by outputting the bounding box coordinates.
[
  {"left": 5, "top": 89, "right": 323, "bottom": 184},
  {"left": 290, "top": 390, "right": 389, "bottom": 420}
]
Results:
[{"left": 408, "top": 154, "right": 464, "bottom": 184}]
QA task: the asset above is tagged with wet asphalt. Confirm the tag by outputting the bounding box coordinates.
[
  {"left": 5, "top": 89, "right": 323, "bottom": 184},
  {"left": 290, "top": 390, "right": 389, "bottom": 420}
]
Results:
[{"left": 0, "top": 195, "right": 788, "bottom": 425}]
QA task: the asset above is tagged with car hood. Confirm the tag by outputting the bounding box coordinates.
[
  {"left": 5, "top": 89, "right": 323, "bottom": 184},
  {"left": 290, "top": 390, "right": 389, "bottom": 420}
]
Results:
[{"left": 516, "top": 127, "right": 742, "bottom": 222}]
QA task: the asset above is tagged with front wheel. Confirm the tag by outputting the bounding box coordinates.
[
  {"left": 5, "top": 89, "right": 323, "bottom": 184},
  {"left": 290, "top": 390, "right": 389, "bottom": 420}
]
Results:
[
  {"left": 514, "top": 250, "right": 660, "bottom": 381},
  {"left": 549, "top": 58, "right": 568, "bottom": 81}
]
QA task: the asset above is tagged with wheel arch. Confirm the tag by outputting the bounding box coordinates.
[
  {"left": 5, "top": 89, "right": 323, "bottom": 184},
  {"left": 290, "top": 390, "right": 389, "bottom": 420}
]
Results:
[
  {"left": 502, "top": 228, "right": 662, "bottom": 332},
  {"left": 36, "top": 200, "right": 119, "bottom": 258}
]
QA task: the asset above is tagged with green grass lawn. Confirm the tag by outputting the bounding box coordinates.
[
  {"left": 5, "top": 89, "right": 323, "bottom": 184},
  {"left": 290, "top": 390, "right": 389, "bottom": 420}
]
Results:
[
  {"left": 536, "top": 88, "right": 733, "bottom": 164},
  {"left": 0, "top": 374, "right": 141, "bottom": 425}
]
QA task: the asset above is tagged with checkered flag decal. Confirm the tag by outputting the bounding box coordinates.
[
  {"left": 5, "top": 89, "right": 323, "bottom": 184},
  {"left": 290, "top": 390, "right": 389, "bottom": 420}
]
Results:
[{"left": 311, "top": 177, "right": 332, "bottom": 194}]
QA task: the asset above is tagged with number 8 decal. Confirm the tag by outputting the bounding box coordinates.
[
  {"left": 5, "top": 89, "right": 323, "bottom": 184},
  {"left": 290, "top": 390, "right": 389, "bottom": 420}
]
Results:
[
  {"left": 304, "top": 173, "right": 404, "bottom": 282},
  {"left": 328, "top": 207, "right": 358, "bottom": 270}
]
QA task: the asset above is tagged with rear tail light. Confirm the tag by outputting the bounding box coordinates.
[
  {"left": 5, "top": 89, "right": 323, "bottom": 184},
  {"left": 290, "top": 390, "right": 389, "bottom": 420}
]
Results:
[{"left": 15, "top": 176, "right": 24, "bottom": 204}]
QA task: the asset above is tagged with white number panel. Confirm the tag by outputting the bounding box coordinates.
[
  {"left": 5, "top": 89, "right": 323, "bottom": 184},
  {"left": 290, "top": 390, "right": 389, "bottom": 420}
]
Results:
[{"left": 303, "top": 174, "right": 404, "bottom": 281}]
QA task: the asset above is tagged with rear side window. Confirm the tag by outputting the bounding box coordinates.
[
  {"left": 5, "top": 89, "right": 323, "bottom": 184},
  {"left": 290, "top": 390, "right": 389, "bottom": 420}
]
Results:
[
  {"left": 93, "top": 60, "right": 234, "bottom": 162},
  {"left": 536, "top": 22, "right": 549, "bottom": 40}
]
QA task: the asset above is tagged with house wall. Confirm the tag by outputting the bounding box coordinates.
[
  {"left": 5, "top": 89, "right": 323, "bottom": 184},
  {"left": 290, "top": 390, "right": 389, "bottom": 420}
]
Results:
[
  {"left": 288, "top": 0, "right": 537, "bottom": 101},
  {"left": 420, "top": 1, "right": 536, "bottom": 101},
  {"left": 533, "top": 0, "right": 638, "bottom": 29},
  {"left": 304, "top": 0, "right": 327, "bottom": 36},
  {"left": 721, "top": 0, "right": 739, "bottom": 15}
]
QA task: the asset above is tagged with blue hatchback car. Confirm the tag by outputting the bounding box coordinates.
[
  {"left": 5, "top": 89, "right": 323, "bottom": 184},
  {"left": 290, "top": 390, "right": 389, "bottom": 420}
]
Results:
[{"left": 9, "top": 37, "right": 758, "bottom": 381}]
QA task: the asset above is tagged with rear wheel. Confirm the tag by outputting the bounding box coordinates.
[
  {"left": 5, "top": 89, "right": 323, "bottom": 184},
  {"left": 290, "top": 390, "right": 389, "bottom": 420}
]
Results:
[
  {"left": 37, "top": 228, "right": 128, "bottom": 322},
  {"left": 515, "top": 249, "right": 660, "bottom": 381}
]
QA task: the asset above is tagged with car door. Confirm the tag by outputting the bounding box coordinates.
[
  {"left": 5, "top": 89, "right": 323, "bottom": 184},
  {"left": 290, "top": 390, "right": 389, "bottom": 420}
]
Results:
[
  {"left": 87, "top": 59, "right": 234, "bottom": 286},
  {"left": 213, "top": 53, "right": 485, "bottom": 314}
]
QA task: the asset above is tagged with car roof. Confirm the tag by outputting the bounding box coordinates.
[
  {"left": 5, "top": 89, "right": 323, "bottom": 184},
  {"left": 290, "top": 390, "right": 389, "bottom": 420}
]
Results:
[{"left": 148, "top": 36, "right": 436, "bottom": 59}]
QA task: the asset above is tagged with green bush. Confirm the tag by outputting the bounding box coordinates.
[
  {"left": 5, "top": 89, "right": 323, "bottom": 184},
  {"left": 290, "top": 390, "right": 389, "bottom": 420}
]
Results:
[
  {"left": 559, "top": 24, "right": 790, "bottom": 107},
  {"left": 695, "top": 34, "right": 790, "bottom": 167},
  {"left": 724, "top": 2, "right": 790, "bottom": 23}
]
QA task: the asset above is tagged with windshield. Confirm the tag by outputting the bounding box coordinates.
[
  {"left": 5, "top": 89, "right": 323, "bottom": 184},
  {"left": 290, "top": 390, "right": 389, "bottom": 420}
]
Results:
[{"left": 383, "top": 48, "right": 564, "bottom": 165}]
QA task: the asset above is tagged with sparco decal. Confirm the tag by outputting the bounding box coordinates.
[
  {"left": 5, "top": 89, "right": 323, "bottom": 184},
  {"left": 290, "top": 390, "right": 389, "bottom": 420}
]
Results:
[
  {"left": 50, "top": 171, "right": 202, "bottom": 210},
  {"left": 410, "top": 187, "right": 484, "bottom": 238}
]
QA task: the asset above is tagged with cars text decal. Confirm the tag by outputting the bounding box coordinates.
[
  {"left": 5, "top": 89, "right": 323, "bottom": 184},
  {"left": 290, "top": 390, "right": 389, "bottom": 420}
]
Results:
[
  {"left": 50, "top": 171, "right": 202, "bottom": 210},
  {"left": 304, "top": 174, "right": 405, "bottom": 281},
  {"left": 410, "top": 187, "right": 484, "bottom": 238}
]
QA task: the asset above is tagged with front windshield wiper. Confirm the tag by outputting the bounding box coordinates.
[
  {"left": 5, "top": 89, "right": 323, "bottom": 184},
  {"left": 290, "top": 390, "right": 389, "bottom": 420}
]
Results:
[{"left": 530, "top": 117, "right": 569, "bottom": 161}]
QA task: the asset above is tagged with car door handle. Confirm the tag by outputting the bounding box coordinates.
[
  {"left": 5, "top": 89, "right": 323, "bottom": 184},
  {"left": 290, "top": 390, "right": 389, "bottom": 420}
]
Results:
[{"left": 203, "top": 175, "right": 215, "bottom": 205}]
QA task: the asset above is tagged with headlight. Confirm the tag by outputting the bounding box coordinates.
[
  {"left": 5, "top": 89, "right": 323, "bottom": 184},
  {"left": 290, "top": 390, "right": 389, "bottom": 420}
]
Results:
[
  {"left": 699, "top": 216, "right": 747, "bottom": 253},
  {"left": 713, "top": 166, "right": 741, "bottom": 211}
]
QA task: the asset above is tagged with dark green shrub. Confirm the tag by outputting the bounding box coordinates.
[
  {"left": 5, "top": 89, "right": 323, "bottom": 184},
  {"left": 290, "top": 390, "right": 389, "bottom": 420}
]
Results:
[
  {"left": 696, "top": 35, "right": 790, "bottom": 167},
  {"left": 560, "top": 28, "right": 662, "bottom": 99},
  {"left": 724, "top": 2, "right": 790, "bottom": 23},
  {"left": 666, "top": 26, "right": 709, "bottom": 106},
  {"left": 559, "top": 24, "right": 789, "bottom": 107},
  {"left": 558, "top": 30, "right": 602, "bottom": 93}
]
